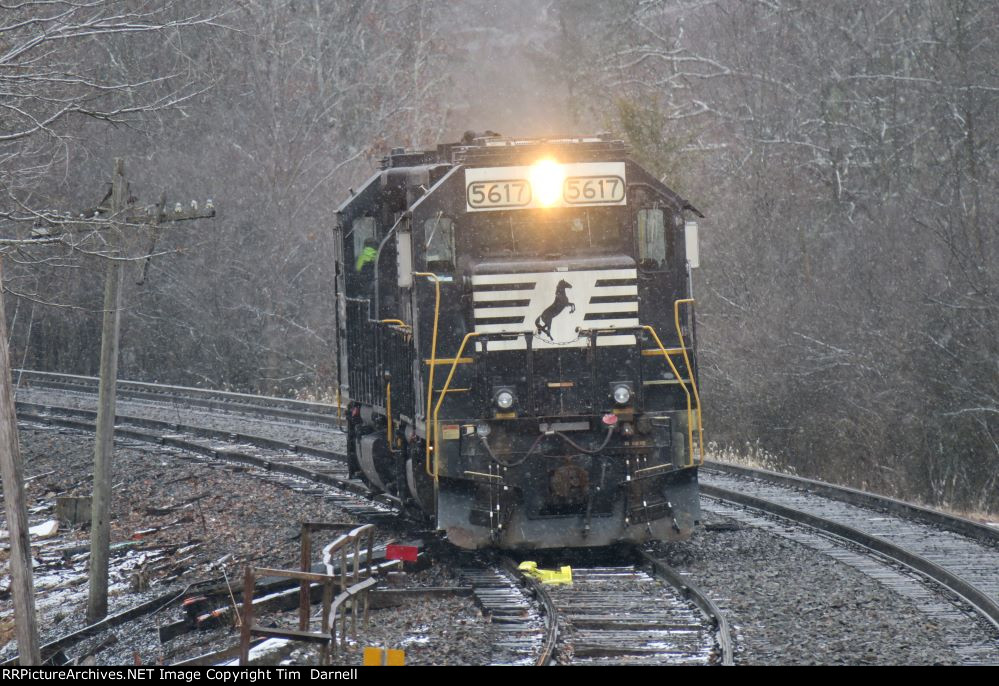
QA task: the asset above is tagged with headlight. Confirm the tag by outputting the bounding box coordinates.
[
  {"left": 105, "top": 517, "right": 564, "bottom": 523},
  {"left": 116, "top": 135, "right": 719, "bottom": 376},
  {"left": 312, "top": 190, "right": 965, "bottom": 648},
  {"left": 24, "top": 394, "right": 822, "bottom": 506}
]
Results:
[
  {"left": 612, "top": 384, "right": 632, "bottom": 405},
  {"left": 529, "top": 159, "right": 565, "bottom": 207},
  {"left": 494, "top": 388, "right": 516, "bottom": 410}
]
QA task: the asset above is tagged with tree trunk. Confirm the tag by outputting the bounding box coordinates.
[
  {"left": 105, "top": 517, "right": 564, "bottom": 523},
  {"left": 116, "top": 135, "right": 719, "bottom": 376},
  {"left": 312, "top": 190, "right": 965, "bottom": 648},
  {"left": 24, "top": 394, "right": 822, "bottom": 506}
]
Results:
[{"left": 0, "top": 257, "right": 41, "bottom": 664}]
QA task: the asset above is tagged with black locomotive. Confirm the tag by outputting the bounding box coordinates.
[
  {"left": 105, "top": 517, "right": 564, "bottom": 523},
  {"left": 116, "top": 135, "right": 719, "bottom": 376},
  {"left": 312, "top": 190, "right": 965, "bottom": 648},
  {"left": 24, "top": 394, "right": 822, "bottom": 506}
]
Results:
[{"left": 333, "top": 133, "right": 704, "bottom": 549}]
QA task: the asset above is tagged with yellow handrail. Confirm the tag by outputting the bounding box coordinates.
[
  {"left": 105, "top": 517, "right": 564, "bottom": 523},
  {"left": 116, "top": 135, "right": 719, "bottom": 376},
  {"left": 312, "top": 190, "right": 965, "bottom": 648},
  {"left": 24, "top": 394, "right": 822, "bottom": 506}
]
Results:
[
  {"left": 640, "top": 347, "right": 686, "bottom": 357},
  {"left": 430, "top": 332, "right": 480, "bottom": 480},
  {"left": 423, "top": 357, "right": 473, "bottom": 366},
  {"left": 642, "top": 325, "right": 696, "bottom": 467},
  {"left": 379, "top": 319, "right": 411, "bottom": 329},
  {"left": 413, "top": 273, "right": 441, "bottom": 476},
  {"left": 673, "top": 299, "right": 704, "bottom": 465}
]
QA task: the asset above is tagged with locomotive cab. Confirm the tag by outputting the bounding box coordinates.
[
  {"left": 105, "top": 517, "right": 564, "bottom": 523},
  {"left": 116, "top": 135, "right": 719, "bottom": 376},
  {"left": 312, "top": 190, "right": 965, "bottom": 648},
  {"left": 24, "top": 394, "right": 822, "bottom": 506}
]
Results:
[{"left": 333, "top": 135, "right": 704, "bottom": 549}]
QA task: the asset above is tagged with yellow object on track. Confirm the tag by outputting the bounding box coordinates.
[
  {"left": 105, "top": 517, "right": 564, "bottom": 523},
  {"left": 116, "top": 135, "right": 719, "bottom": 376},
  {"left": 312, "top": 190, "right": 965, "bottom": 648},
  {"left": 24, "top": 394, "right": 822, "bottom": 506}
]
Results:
[{"left": 518, "top": 561, "right": 573, "bottom": 585}]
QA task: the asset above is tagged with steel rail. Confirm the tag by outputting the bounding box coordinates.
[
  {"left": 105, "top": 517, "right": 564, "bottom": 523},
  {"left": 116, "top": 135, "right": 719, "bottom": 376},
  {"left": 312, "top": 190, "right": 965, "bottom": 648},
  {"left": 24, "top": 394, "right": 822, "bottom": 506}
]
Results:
[
  {"left": 16, "top": 400, "right": 344, "bottom": 462},
  {"left": 638, "top": 549, "right": 735, "bottom": 666},
  {"left": 505, "top": 551, "right": 730, "bottom": 666},
  {"left": 16, "top": 369, "right": 342, "bottom": 427},
  {"left": 704, "top": 460, "right": 999, "bottom": 547},
  {"left": 500, "top": 557, "right": 558, "bottom": 666},
  {"left": 701, "top": 483, "right": 999, "bottom": 633},
  {"left": 14, "top": 405, "right": 379, "bottom": 502}
]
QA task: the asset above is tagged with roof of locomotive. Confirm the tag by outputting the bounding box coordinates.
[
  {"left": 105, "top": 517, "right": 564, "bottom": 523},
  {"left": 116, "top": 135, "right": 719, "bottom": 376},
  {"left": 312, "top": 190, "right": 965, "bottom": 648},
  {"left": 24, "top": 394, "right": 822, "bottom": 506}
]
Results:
[
  {"left": 380, "top": 133, "right": 630, "bottom": 170},
  {"left": 373, "top": 132, "right": 703, "bottom": 217}
]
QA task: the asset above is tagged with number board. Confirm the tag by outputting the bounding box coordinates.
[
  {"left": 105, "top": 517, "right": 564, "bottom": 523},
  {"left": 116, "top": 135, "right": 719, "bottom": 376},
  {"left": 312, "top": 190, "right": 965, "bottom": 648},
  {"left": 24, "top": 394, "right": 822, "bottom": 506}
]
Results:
[{"left": 465, "top": 162, "right": 627, "bottom": 212}]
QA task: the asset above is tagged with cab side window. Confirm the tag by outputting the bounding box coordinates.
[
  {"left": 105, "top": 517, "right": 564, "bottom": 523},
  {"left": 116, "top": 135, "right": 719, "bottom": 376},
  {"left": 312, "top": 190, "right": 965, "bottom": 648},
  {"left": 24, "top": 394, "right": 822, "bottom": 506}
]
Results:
[
  {"left": 425, "top": 215, "right": 455, "bottom": 272},
  {"left": 637, "top": 208, "right": 667, "bottom": 270},
  {"left": 352, "top": 216, "right": 376, "bottom": 257},
  {"left": 349, "top": 216, "right": 378, "bottom": 290}
]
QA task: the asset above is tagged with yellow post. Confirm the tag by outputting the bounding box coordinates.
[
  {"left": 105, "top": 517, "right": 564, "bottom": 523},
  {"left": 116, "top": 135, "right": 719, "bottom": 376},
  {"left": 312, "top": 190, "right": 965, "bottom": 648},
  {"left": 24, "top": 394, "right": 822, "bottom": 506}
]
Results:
[{"left": 363, "top": 647, "right": 406, "bottom": 666}]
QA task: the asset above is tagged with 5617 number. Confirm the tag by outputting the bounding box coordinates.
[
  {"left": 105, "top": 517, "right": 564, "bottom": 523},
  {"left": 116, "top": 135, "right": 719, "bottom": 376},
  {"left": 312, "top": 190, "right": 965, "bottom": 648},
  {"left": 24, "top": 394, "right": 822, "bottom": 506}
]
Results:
[
  {"left": 467, "top": 180, "right": 531, "bottom": 208},
  {"left": 563, "top": 176, "right": 625, "bottom": 204}
]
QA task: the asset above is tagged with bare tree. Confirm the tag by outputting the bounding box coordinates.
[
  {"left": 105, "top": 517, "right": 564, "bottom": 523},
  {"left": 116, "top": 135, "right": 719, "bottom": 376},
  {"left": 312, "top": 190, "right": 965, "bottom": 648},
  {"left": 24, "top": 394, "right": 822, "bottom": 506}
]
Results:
[
  {"left": 100, "top": 0, "right": 455, "bottom": 393},
  {"left": 1, "top": 2, "right": 220, "bottom": 227},
  {"left": 552, "top": 0, "right": 998, "bottom": 512},
  {"left": 1, "top": 0, "right": 222, "bottom": 658}
]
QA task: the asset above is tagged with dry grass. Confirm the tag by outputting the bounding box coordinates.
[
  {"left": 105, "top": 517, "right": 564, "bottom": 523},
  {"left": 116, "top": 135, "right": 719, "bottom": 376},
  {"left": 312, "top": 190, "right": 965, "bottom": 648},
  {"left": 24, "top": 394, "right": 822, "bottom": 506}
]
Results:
[
  {"left": 704, "top": 442, "right": 997, "bottom": 524},
  {"left": 293, "top": 386, "right": 340, "bottom": 406},
  {"left": 706, "top": 440, "right": 794, "bottom": 475}
]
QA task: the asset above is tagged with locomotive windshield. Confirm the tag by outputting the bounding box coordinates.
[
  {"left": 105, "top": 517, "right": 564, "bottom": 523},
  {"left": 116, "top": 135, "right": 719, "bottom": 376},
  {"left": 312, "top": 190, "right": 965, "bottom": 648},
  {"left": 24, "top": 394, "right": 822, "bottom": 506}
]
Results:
[{"left": 465, "top": 206, "right": 630, "bottom": 259}]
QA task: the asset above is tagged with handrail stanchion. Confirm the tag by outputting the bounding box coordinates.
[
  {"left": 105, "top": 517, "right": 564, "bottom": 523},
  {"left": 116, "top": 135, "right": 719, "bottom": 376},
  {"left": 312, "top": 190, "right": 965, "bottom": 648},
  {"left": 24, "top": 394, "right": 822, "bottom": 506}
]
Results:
[
  {"left": 385, "top": 381, "right": 392, "bottom": 446},
  {"left": 413, "top": 273, "right": 441, "bottom": 476},
  {"left": 673, "top": 299, "right": 704, "bottom": 464},
  {"left": 431, "top": 332, "right": 480, "bottom": 479},
  {"left": 642, "top": 325, "right": 696, "bottom": 467}
]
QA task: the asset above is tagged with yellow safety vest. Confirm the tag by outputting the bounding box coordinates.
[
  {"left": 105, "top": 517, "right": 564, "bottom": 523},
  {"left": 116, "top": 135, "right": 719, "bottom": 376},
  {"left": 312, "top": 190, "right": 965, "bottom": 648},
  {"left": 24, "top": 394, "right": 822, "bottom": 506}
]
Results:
[{"left": 355, "top": 245, "right": 377, "bottom": 272}]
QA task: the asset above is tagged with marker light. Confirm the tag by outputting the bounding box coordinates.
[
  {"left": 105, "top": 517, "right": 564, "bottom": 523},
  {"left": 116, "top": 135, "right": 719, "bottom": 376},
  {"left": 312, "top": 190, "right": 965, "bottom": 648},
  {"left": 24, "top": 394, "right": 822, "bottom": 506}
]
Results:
[
  {"left": 530, "top": 159, "right": 565, "bottom": 207},
  {"left": 495, "top": 389, "right": 516, "bottom": 410},
  {"left": 612, "top": 384, "right": 632, "bottom": 405}
]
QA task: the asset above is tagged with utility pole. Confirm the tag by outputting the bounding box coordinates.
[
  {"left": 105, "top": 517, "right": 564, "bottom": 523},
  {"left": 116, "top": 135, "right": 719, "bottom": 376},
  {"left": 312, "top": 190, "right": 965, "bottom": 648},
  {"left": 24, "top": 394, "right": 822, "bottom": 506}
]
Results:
[
  {"left": 86, "top": 159, "right": 126, "bottom": 623},
  {"left": 86, "top": 159, "right": 215, "bottom": 622},
  {"left": 0, "top": 257, "right": 41, "bottom": 665}
]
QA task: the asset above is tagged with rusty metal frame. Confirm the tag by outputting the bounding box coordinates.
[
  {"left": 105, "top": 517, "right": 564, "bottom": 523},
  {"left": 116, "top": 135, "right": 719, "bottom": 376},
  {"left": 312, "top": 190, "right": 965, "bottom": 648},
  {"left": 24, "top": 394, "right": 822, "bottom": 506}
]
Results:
[{"left": 238, "top": 522, "right": 382, "bottom": 665}]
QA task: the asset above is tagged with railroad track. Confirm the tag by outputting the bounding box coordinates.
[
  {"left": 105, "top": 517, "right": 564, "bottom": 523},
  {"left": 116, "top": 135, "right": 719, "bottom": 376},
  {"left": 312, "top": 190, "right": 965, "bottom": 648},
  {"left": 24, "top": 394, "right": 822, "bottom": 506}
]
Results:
[
  {"left": 15, "top": 369, "right": 342, "bottom": 428},
  {"left": 17, "top": 388, "right": 726, "bottom": 667},
  {"left": 512, "top": 552, "right": 732, "bottom": 666},
  {"left": 15, "top": 374, "right": 996, "bottom": 664},
  {"left": 7, "top": 391, "right": 406, "bottom": 666},
  {"left": 20, "top": 383, "right": 732, "bottom": 666},
  {"left": 14, "top": 368, "right": 399, "bottom": 518},
  {"left": 15, "top": 401, "right": 390, "bottom": 519},
  {"left": 701, "top": 462, "right": 999, "bottom": 665},
  {"left": 457, "top": 565, "right": 548, "bottom": 665}
]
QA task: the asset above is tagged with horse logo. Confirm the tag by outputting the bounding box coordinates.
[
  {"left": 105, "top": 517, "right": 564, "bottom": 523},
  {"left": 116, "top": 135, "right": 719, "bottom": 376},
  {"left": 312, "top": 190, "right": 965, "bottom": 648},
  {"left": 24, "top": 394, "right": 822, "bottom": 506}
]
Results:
[{"left": 535, "top": 279, "right": 575, "bottom": 340}]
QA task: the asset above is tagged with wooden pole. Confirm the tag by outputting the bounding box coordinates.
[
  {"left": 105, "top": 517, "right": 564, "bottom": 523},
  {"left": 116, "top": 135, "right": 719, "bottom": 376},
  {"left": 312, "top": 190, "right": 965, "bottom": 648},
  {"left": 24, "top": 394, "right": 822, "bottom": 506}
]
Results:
[
  {"left": 239, "top": 567, "right": 255, "bottom": 666},
  {"left": 86, "top": 158, "right": 126, "bottom": 623},
  {"left": 0, "top": 257, "right": 41, "bottom": 664},
  {"left": 299, "top": 523, "right": 311, "bottom": 631}
]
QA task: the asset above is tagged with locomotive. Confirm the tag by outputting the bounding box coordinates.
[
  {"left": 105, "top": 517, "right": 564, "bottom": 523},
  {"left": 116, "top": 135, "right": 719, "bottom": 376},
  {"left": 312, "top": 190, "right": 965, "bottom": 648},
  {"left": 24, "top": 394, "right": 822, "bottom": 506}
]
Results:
[{"left": 333, "top": 133, "right": 704, "bottom": 549}]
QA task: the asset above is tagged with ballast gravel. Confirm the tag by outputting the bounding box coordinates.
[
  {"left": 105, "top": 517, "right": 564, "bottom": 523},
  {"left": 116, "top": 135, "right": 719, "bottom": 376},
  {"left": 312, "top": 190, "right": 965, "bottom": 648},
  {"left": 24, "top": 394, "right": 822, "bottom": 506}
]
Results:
[{"left": 648, "top": 511, "right": 973, "bottom": 665}]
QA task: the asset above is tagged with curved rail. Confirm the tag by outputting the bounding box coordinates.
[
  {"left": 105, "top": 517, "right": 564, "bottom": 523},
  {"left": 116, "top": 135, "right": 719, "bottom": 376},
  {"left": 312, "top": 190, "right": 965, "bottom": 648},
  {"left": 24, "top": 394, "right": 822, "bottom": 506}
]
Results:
[
  {"left": 500, "top": 557, "right": 558, "bottom": 666},
  {"left": 508, "top": 553, "right": 729, "bottom": 666},
  {"left": 5, "top": 402, "right": 395, "bottom": 666},
  {"left": 638, "top": 550, "right": 734, "bottom": 666},
  {"left": 14, "top": 403, "right": 390, "bottom": 509},
  {"left": 701, "top": 479, "right": 999, "bottom": 633},
  {"left": 704, "top": 460, "right": 999, "bottom": 547}
]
